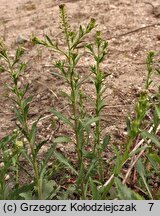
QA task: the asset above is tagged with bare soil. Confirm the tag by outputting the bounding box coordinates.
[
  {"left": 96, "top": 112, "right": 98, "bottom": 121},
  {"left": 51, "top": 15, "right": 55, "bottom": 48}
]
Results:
[{"left": 0, "top": 0, "right": 160, "bottom": 153}]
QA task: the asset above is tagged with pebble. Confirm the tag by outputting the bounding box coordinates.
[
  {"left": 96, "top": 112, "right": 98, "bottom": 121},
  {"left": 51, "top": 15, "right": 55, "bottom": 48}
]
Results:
[
  {"left": 157, "top": 34, "right": 160, "bottom": 40},
  {"left": 16, "top": 35, "right": 28, "bottom": 44},
  {"left": 37, "top": 94, "right": 41, "bottom": 99},
  {"left": 25, "top": 74, "right": 30, "bottom": 78},
  {"left": 17, "top": 81, "right": 22, "bottom": 88},
  {"left": 5, "top": 174, "right": 10, "bottom": 181},
  {"left": 37, "top": 121, "right": 42, "bottom": 127},
  {"left": 23, "top": 138, "right": 27, "bottom": 142},
  {"left": 41, "top": 95, "right": 49, "bottom": 100},
  {"left": 0, "top": 162, "right": 4, "bottom": 168},
  {"left": 91, "top": 122, "right": 96, "bottom": 128}
]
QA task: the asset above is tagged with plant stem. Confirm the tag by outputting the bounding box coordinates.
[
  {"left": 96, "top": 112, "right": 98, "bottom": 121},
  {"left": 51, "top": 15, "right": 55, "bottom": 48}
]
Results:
[{"left": 94, "top": 43, "right": 104, "bottom": 182}]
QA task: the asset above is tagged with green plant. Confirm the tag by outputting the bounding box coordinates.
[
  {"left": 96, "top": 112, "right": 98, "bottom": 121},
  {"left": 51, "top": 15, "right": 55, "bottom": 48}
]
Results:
[
  {"left": 0, "top": 4, "right": 160, "bottom": 200},
  {"left": 33, "top": 4, "right": 110, "bottom": 199},
  {"left": 0, "top": 132, "right": 18, "bottom": 199},
  {"left": 113, "top": 51, "right": 160, "bottom": 199},
  {"left": 0, "top": 42, "right": 61, "bottom": 199}
]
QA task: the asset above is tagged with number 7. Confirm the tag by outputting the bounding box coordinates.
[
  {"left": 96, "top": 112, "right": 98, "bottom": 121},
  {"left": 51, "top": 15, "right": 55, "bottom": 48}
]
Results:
[{"left": 148, "top": 203, "right": 154, "bottom": 211}]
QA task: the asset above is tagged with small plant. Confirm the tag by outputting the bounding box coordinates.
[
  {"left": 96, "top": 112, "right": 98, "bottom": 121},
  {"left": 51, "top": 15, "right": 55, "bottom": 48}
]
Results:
[
  {"left": 113, "top": 51, "right": 160, "bottom": 199},
  {"left": 0, "top": 4, "right": 160, "bottom": 200},
  {"left": 0, "top": 132, "right": 19, "bottom": 199},
  {"left": 0, "top": 42, "right": 60, "bottom": 199},
  {"left": 33, "top": 4, "right": 110, "bottom": 198},
  {"left": 86, "top": 31, "right": 110, "bottom": 182}
]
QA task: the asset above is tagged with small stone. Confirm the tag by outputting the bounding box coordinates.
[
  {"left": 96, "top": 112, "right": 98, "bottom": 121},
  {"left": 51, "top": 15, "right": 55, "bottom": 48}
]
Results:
[
  {"left": 157, "top": 34, "right": 160, "bottom": 40},
  {"left": 37, "top": 121, "right": 42, "bottom": 127},
  {"left": 37, "top": 94, "right": 41, "bottom": 99},
  {"left": 47, "top": 162, "right": 53, "bottom": 167},
  {"left": 17, "top": 81, "right": 22, "bottom": 88},
  {"left": 91, "top": 122, "right": 96, "bottom": 128},
  {"left": 28, "top": 80, "right": 32, "bottom": 84},
  {"left": 41, "top": 95, "right": 49, "bottom": 100},
  {"left": 53, "top": 116, "right": 59, "bottom": 121},
  {"left": 16, "top": 35, "right": 28, "bottom": 44},
  {"left": 5, "top": 174, "right": 10, "bottom": 181},
  {"left": 0, "top": 162, "right": 4, "bottom": 168},
  {"left": 25, "top": 74, "right": 30, "bottom": 78},
  {"left": 123, "top": 131, "right": 128, "bottom": 136},
  {"left": 23, "top": 137, "right": 27, "bottom": 142}
]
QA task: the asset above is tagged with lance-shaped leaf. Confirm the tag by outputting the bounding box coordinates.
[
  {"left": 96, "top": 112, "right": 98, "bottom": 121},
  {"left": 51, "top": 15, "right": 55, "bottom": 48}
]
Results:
[
  {"left": 50, "top": 108, "right": 73, "bottom": 128},
  {"left": 141, "top": 130, "right": 160, "bottom": 148},
  {"left": 54, "top": 151, "right": 78, "bottom": 175},
  {"left": 115, "top": 177, "right": 144, "bottom": 200}
]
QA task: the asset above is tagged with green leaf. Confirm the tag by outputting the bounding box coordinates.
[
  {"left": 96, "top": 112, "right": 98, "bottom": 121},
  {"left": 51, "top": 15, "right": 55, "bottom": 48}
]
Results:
[
  {"left": 19, "top": 191, "right": 33, "bottom": 200},
  {"left": 12, "top": 47, "right": 25, "bottom": 66},
  {"left": 103, "top": 41, "right": 108, "bottom": 50},
  {"left": 45, "top": 35, "right": 55, "bottom": 47},
  {"left": 20, "top": 149, "right": 32, "bottom": 165},
  {"left": 0, "top": 133, "right": 17, "bottom": 149},
  {"left": 83, "top": 117, "right": 100, "bottom": 128},
  {"left": 0, "top": 65, "right": 5, "bottom": 73},
  {"left": 102, "top": 134, "right": 110, "bottom": 150},
  {"left": 29, "top": 117, "right": 40, "bottom": 147},
  {"left": 86, "top": 43, "right": 93, "bottom": 53},
  {"left": 79, "top": 25, "right": 84, "bottom": 37},
  {"left": 50, "top": 108, "right": 73, "bottom": 128},
  {"left": 32, "top": 37, "right": 47, "bottom": 46},
  {"left": 0, "top": 48, "right": 9, "bottom": 62},
  {"left": 76, "top": 163, "right": 85, "bottom": 185},
  {"left": 59, "top": 91, "right": 71, "bottom": 101},
  {"left": 154, "top": 104, "right": 160, "bottom": 118},
  {"left": 16, "top": 47, "right": 25, "bottom": 59},
  {"left": 42, "top": 179, "right": 59, "bottom": 200},
  {"left": 129, "top": 146, "right": 148, "bottom": 157},
  {"left": 148, "top": 153, "right": 160, "bottom": 164},
  {"left": 97, "top": 100, "right": 106, "bottom": 112},
  {"left": 86, "top": 18, "right": 96, "bottom": 33},
  {"left": 14, "top": 108, "right": 23, "bottom": 125},
  {"left": 113, "top": 154, "right": 124, "bottom": 176},
  {"left": 53, "top": 136, "right": 70, "bottom": 143},
  {"left": 136, "top": 159, "right": 153, "bottom": 199},
  {"left": 40, "top": 145, "right": 56, "bottom": 178},
  {"left": 51, "top": 71, "right": 64, "bottom": 79},
  {"left": 147, "top": 153, "right": 160, "bottom": 172},
  {"left": 89, "top": 177, "right": 101, "bottom": 200},
  {"left": 85, "top": 159, "right": 97, "bottom": 181},
  {"left": 83, "top": 151, "right": 96, "bottom": 159},
  {"left": 115, "top": 177, "right": 144, "bottom": 200},
  {"left": 141, "top": 130, "right": 160, "bottom": 148},
  {"left": 22, "top": 96, "right": 33, "bottom": 108},
  {"left": 126, "top": 116, "right": 132, "bottom": 136},
  {"left": 15, "top": 123, "right": 28, "bottom": 138},
  {"left": 23, "top": 104, "right": 29, "bottom": 120},
  {"left": 22, "top": 83, "right": 30, "bottom": 97},
  {"left": 19, "top": 63, "right": 27, "bottom": 75},
  {"left": 35, "top": 140, "right": 48, "bottom": 156},
  {"left": 11, "top": 182, "right": 35, "bottom": 199},
  {"left": 54, "top": 151, "right": 78, "bottom": 175}
]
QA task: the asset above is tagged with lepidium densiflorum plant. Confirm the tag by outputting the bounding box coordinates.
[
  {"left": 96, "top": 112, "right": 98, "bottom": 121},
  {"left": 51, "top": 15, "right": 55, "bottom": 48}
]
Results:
[
  {"left": 112, "top": 51, "right": 160, "bottom": 199},
  {"left": 86, "top": 31, "right": 109, "bottom": 182},
  {"left": 33, "top": 4, "right": 109, "bottom": 198},
  {"left": 1, "top": 4, "right": 160, "bottom": 200},
  {"left": 0, "top": 42, "right": 60, "bottom": 199}
]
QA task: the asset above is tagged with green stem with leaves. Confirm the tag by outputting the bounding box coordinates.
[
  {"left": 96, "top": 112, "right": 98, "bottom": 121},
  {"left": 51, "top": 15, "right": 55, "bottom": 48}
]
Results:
[{"left": 0, "top": 44, "right": 43, "bottom": 199}]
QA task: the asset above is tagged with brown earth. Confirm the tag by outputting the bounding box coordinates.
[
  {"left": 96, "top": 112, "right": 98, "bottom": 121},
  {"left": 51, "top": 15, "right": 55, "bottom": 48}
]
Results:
[{"left": 0, "top": 0, "right": 160, "bottom": 153}]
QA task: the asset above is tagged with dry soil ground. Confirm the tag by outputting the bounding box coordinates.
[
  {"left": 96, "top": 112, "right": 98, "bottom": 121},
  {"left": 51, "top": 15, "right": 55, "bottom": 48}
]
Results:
[{"left": 0, "top": 0, "right": 160, "bottom": 153}]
